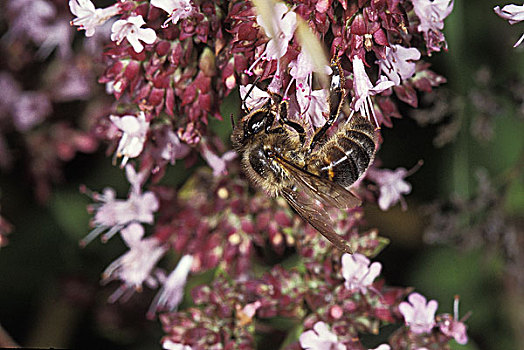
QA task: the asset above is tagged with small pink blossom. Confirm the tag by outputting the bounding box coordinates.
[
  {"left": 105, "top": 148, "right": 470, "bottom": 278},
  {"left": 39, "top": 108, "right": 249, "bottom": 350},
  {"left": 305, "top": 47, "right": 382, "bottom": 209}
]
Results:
[
  {"left": 494, "top": 4, "right": 524, "bottom": 47},
  {"left": 438, "top": 296, "right": 469, "bottom": 345},
  {"left": 201, "top": 144, "right": 237, "bottom": 177},
  {"left": 412, "top": 0, "right": 453, "bottom": 52},
  {"left": 151, "top": 0, "right": 194, "bottom": 28},
  {"left": 351, "top": 56, "right": 394, "bottom": 126},
  {"left": 369, "top": 345, "right": 390, "bottom": 350},
  {"left": 158, "top": 128, "right": 191, "bottom": 165},
  {"left": 256, "top": 2, "right": 297, "bottom": 60},
  {"left": 242, "top": 300, "right": 262, "bottom": 319},
  {"left": 148, "top": 255, "right": 194, "bottom": 318},
  {"left": 102, "top": 223, "right": 167, "bottom": 299},
  {"left": 69, "top": 0, "right": 121, "bottom": 37},
  {"left": 299, "top": 321, "right": 346, "bottom": 350},
  {"left": 412, "top": 0, "right": 454, "bottom": 34},
  {"left": 297, "top": 87, "right": 329, "bottom": 128},
  {"left": 246, "top": 2, "right": 296, "bottom": 75},
  {"left": 162, "top": 340, "right": 192, "bottom": 350},
  {"left": 366, "top": 167, "right": 413, "bottom": 211},
  {"left": 378, "top": 45, "right": 421, "bottom": 86},
  {"left": 81, "top": 165, "right": 159, "bottom": 246},
  {"left": 289, "top": 51, "right": 316, "bottom": 81},
  {"left": 110, "top": 15, "right": 157, "bottom": 53},
  {"left": 399, "top": 292, "right": 438, "bottom": 334},
  {"left": 239, "top": 84, "right": 270, "bottom": 110},
  {"left": 341, "top": 253, "right": 381, "bottom": 293},
  {"left": 110, "top": 111, "right": 150, "bottom": 167},
  {"left": 289, "top": 51, "right": 331, "bottom": 127}
]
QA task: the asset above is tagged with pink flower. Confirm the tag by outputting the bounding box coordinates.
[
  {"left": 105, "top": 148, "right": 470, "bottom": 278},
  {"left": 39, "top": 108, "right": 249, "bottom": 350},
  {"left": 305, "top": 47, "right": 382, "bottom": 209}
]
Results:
[
  {"left": 157, "top": 128, "right": 191, "bottom": 165},
  {"left": 201, "top": 144, "right": 237, "bottom": 177},
  {"left": 297, "top": 86, "right": 329, "bottom": 128},
  {"left": 366, "top": 167, "right": 413, "bottom": 211},
  {"left": 246, "top": 2, "right": 296, "bottom": 75},
  {"left": 148, "top": 255, "right": 194, "bottom": 318},
  {"left": 369, "top": 345, "right": 390, "bottom": 350},
  {"left": 256, "top": 2, "right": 297, "bottom": 60},
  {"left": 412, "top": 0, "right": 453, "bottom": 52},
  {"left": 289, "top": 51, "right": 316, "bottom": 81},
  {"left": 399, "top": 292, "right": 438, "bottom": 334},
  {"left": 289, "top": 51, "right": 331, "bottom": 127},
  {"left": 438, "top": 296, "right": 468, "bottom": 345},
  {"left": 151, "top": 0, "right": 194, "bottom": 28},
  {"left": 494, "top": 3, "right": 524, "bottom": 24},
  {"left": 102, "top": 223, "right": 167, "bottom": 299},
  {"left": 239, "top": 84, "right": 270, "bottom": 110},
  {"left": 110, "top": 111, "right": 150, "bottom": 167},
  {"left": 413, "top": 0, "right": 454, "bottom": 34},
  {"left": 110, "top": 15, "right": 157, "bottom": 53},
  {"left": 494, "top": 4, "right": 524, "bottom": 47},
  {"left": 341, "top": 253, "right": 381, "bottom": 293},
  {"left": 69, "top": 0, "right": 121, "bottom": 37},
  {"left": 377, "top": 45, "right": 421, "bottom": 86},
  {"left": 81, "top": 166, "right": 159, "bottom": 246},
  {"left": 242, "top": 300, "right": 262, "bottom": 319},
  {"left": 351, "top": 56, "right": 394, "bottom": 126},
  {"left": 299, "top": 321, "right": 346, "bottom": 350},
  {"left": 162, "top": 340, "right": 192, "bottom": 350}
]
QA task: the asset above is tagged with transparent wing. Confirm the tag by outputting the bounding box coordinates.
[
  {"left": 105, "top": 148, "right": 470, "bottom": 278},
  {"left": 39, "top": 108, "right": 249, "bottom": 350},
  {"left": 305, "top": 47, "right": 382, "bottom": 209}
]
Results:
[
  {"left": 274, "top": 154, "right": 362, "bottom": 210},
  {"left": 281, "top": 188, "right": 353, "bottom": 254}
]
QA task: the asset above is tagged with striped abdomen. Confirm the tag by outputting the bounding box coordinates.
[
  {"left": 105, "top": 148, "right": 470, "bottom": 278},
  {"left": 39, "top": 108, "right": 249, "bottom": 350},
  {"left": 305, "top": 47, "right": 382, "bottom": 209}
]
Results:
[{"left": 310, "top": 116, "right": 377, "bottom": 188}]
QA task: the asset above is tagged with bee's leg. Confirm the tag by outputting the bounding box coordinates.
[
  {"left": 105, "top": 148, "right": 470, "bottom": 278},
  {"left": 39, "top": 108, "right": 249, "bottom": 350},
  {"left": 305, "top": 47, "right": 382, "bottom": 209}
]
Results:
[
  {"left": 277, "top": 99, "right": 306, "bottom": 145},
  {"left": 307, "top": 56, "right": 346, "bottom": 153}
]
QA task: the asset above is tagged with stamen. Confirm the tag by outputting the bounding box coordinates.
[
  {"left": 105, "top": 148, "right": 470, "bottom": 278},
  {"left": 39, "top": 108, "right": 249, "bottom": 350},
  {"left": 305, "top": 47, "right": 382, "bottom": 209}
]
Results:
[
  {"left": 101, "top": 225, "right": 123, "bottom": 243},
  {"left": 79, "top": 225, "right": 107, "bottom": 247}
]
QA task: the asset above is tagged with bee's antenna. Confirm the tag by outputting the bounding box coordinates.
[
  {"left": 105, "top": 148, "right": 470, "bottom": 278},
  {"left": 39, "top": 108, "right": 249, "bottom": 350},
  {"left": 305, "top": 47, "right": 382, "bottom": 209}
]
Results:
[{"left": 242, "top": 76, "right": 261, "bottom": 111}]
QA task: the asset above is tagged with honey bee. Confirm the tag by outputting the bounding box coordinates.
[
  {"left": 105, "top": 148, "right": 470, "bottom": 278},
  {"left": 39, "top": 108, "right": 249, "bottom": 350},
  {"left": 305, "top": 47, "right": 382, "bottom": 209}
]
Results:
[{"left": 231, "top": 57, "right": 378, "bottom": 254}]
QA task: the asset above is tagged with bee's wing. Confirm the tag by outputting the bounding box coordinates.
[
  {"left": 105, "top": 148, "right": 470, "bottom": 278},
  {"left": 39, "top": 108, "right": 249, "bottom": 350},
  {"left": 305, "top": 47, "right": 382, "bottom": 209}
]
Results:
[
  {"left": 281, "top": 187, "right": 353, "bottom": 254},
  {"left": 274, "top": 154, "right": 361, "bottom": 210}
]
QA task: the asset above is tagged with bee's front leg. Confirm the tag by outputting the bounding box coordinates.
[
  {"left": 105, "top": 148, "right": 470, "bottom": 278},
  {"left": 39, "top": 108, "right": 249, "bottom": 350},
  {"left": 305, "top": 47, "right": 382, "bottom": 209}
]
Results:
[{"left": 277, "top": 99, "right": 306, "bottom": 145}]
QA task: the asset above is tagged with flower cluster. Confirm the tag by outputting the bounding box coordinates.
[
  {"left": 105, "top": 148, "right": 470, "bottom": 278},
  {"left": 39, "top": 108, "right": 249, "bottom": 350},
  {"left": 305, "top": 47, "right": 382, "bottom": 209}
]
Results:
[{"left": 47, "top": 0, "right": 475, "bottom": 348}]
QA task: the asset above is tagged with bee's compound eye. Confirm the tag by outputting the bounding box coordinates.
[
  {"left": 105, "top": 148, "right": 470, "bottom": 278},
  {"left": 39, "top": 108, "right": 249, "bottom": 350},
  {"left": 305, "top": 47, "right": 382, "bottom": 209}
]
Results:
[{"left": 246, "top": 110, "right": 269, "bottom": 135}]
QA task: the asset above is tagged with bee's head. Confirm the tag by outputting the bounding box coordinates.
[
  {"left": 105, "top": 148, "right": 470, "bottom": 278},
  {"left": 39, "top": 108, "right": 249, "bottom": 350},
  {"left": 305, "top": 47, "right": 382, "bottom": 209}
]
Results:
[{"left": 231, "top": 109, "right": 274, "bottom": 150}]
